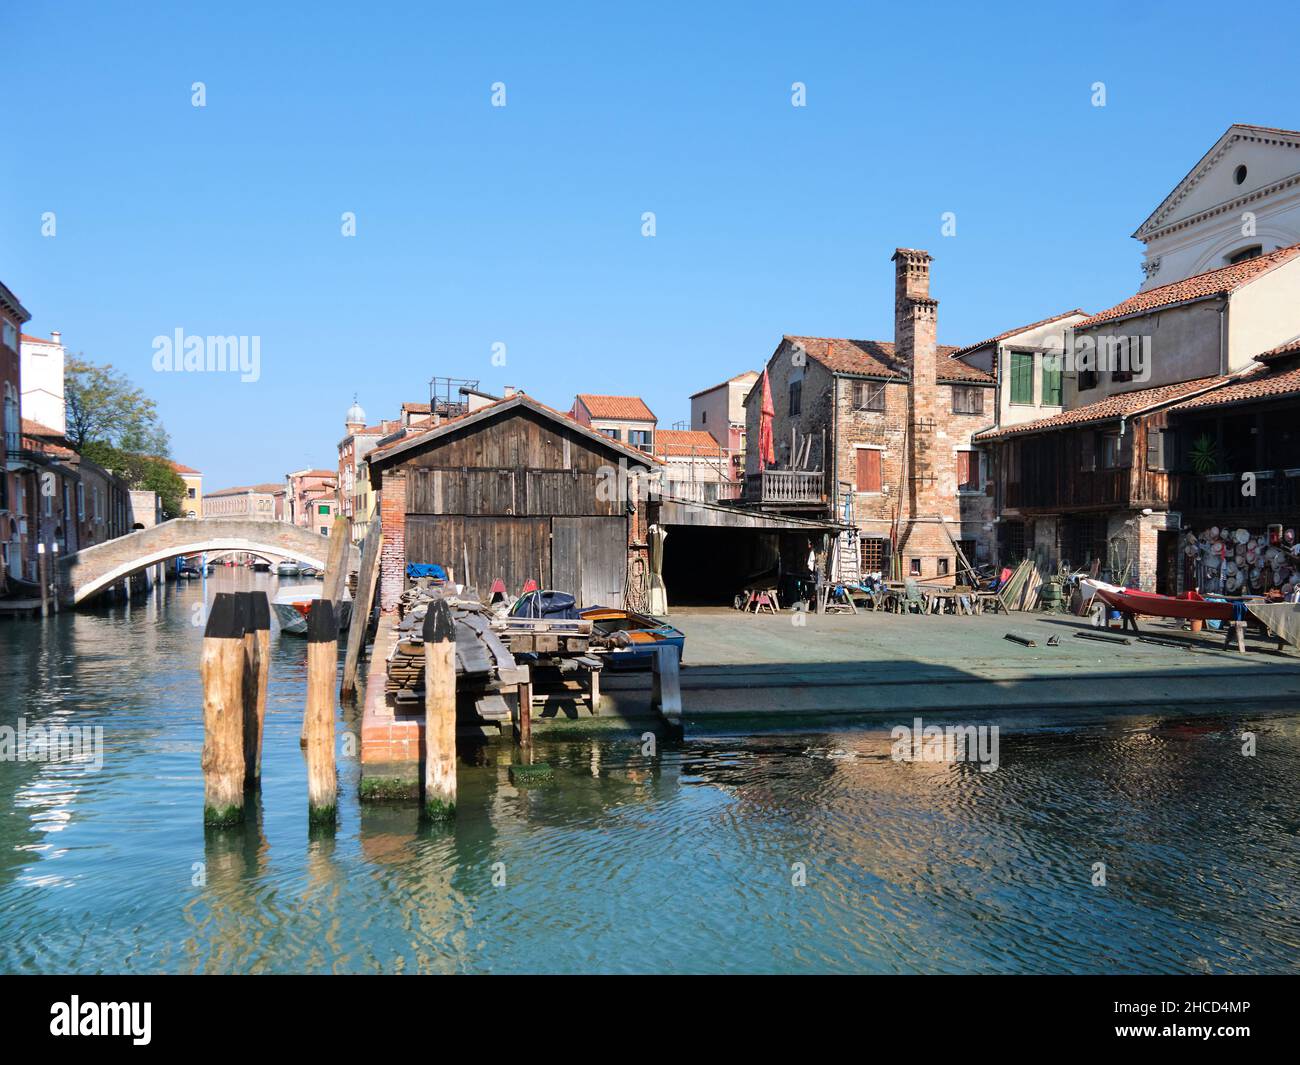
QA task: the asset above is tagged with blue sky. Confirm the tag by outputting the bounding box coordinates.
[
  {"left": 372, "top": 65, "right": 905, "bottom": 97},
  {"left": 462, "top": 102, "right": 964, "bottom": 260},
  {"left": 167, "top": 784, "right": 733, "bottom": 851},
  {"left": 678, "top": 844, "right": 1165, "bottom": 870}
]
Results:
[{"left": 2, "top": 0, "right": 1298, "bottom": 489}]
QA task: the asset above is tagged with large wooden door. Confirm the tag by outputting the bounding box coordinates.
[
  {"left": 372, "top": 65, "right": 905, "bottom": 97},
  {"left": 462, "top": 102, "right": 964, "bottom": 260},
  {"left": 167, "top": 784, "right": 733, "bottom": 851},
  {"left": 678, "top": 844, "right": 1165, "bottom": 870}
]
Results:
[
  {"left": 552, "top": 516, "right": 627, "bottom": 607},
  {"left": 406, "top": 515, "right": 550, "bottom": 595}
]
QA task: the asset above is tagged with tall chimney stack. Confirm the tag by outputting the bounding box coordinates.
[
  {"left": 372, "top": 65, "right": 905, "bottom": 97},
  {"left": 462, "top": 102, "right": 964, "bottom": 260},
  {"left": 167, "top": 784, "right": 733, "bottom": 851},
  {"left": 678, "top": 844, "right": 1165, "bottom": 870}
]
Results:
[{"left": 891, "top": 248, "right": 937, "bottom": 386}]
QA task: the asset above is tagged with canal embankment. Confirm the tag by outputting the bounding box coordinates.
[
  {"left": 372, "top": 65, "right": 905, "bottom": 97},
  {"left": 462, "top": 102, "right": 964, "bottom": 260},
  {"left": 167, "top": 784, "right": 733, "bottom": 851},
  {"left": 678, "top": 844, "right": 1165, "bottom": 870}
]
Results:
[{"left": 593, "top": 608, "right": 1300, "bottom": 726}]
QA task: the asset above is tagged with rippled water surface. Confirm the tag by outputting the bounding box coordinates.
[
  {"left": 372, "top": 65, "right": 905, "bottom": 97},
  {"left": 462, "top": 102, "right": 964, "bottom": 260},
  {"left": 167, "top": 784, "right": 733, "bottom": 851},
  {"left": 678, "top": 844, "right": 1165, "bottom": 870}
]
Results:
[{"left": 2, "top": 573, "right": 1298, "bottom": 973}]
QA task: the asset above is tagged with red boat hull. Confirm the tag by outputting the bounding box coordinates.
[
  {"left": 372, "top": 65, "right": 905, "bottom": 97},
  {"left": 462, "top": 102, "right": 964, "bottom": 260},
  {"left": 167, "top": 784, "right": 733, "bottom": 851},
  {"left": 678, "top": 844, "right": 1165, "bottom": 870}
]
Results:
[{"left": 1093, "top": 587, "right": 1235, "bottom": 622}]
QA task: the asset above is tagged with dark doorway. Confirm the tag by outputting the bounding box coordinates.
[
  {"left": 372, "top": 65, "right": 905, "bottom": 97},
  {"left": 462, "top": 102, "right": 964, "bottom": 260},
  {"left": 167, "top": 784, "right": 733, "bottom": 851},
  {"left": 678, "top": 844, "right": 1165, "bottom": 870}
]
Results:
[{"left": 1155, "top": 529, "right": 1179, "bottom": 594}]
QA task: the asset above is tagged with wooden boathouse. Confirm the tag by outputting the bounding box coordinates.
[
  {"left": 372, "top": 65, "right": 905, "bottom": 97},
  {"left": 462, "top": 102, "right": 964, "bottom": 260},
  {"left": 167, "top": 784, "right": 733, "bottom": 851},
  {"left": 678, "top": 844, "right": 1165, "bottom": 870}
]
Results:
[{"left": 367, "top": 392, "right": 659, "bottom": 611}]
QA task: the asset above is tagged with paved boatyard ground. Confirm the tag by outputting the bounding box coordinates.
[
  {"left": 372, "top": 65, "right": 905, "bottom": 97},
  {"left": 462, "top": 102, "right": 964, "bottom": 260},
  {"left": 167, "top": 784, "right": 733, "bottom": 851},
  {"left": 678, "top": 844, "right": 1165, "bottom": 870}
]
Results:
[{"left": 594, "top": 606, "right": 1300, "bottom": 728}]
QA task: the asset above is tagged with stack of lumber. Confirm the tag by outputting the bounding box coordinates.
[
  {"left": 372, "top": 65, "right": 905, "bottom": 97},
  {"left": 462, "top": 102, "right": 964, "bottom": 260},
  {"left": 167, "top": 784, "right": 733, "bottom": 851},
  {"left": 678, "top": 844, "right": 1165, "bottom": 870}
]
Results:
[
  {"left": 996, "top": 559, "right": 1047, "bottom": 612},
  {"left": 386, "top": 594, "right": 520, "bottom": 700}
]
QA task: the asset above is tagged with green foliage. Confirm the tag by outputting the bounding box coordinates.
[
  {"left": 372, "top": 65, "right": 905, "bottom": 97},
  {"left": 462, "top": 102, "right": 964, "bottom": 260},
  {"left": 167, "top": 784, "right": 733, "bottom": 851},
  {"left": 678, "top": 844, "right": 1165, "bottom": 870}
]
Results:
[
  {"left": 1189, "top": 434, "right": 1221, "bottom": 476},
  {"left": 79, "top": 442, "right": 188, "bottom": 518},
  {"left": 65, "top": 356, "right": 170, "bottom": 455}
]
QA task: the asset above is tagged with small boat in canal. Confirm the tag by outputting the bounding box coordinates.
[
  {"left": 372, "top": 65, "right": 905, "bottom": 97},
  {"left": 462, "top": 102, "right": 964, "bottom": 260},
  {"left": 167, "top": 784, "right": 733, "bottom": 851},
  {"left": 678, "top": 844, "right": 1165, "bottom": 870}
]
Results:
[
  {"left": 272, "top": 588, "right": 353, "bottom": 635},
  {"left": 1092, "top": 586, "right": 1238, "bottom": 623},
  {"left": 579, "top": 606, "right": 684, "bottom": 668},
  {"left": 298, "top": 564, "right": 319, "bottom": 578},
  {"left": 276, "top": 560, "right": 301, "bottom": 577}
]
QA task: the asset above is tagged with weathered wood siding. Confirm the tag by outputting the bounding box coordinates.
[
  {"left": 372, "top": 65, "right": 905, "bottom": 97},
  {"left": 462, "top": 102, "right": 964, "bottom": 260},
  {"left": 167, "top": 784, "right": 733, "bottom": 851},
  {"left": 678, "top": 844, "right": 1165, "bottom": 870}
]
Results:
[{"left": 400, "top": 407, "right": 633, "bottom": 600}]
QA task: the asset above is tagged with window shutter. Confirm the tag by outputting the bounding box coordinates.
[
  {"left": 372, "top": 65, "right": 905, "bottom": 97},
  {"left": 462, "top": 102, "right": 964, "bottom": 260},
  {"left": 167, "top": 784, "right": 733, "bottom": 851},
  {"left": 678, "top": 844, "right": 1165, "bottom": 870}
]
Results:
[
  {"left": 857, "top": 449, "right": 881, "bottom": 492},
  {"left": 957, "top": 451, "right": 970, "bottom": 487}
]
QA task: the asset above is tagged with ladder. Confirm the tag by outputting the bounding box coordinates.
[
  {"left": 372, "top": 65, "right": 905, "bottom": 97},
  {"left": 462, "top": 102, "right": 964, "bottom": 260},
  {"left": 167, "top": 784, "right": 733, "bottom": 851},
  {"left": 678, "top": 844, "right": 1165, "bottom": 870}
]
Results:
[{"left": 832, "top": 487, "right": 860, "bottom": 583}]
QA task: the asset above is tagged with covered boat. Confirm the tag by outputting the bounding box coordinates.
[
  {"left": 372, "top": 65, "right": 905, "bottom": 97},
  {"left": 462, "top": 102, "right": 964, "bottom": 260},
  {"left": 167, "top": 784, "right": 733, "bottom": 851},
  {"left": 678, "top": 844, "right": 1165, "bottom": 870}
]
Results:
[
  {"left": 1092, "top": 587, "right": 1237, "bottom": 623},
  {"left": 276, "top": 560, "right": 301, "bottom": 577},
  {"left": 272, "top": 588, "right": 353, "bottom": 635},
  {"left": 579, "top": 606, "right": 684, "bottom": 669}
]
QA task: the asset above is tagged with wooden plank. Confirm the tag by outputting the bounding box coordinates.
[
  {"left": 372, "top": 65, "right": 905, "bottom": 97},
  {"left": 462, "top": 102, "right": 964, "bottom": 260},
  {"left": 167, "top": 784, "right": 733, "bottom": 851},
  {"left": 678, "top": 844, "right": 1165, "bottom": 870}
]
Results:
[
  {"left": 321, "top": 515, "right": 352, "bottom": 607},
  {"left": 340, "top": 521, "right": 382, "bottom": 698}
]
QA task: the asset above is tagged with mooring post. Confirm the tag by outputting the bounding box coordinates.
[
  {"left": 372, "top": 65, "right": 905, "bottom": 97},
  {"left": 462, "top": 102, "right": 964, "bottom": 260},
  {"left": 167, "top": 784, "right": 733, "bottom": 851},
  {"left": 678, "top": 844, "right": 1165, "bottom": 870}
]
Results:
[
  {"left": 201, "top": 592, "right": 248, "bottom": 826},
  {"left": 516, "top": 674, "right": 533, "bottom": 747},
  {"left": 423, "top": 599, "right": 457, "bottom": 820},
  {"left": 651, "top": 644, "right": 683, "bottom": 740},
  {"left": 38, "top": 543, "right": 49, "bottom": 618},
  {"left": 305, "top": 599, "right": 339, "bottom": 825},
  {"left": 241, "top": 591, "right": 272, "bottom": 785}
]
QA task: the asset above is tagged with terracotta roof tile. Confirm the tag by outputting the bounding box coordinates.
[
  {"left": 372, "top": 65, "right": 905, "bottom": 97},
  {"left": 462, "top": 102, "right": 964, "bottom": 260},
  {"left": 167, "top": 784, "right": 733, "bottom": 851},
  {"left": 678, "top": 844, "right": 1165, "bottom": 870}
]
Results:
[
  {"left": 974, "top": 375, "right": 1229, "bottom": 441},
  {"left": 575, "top": 394, "right": 657, "bottom": 421},
  {"left": 20, "top": 418, "right": 64, "bottom": 439},
  {"left": 1074, "top": 244, "right": 1300, "bottom": 329},
  {"left": 1168, "top": 363, "right": 1300, "bottom": 412},
  {"left": 1255, "top": 337, "right": 1300, "bottom": 364},
  {"left": 654, "top": 429, "right": 724, "bottom": 457},
  {"left": 784, "top": 335, "right": 993, "bottom": 384},
  {"left": 946, "top": 310, "right": 1089, "bottom": 359},
  {"left": 168, "top": 460, "right": 201, "bottom": 475}
]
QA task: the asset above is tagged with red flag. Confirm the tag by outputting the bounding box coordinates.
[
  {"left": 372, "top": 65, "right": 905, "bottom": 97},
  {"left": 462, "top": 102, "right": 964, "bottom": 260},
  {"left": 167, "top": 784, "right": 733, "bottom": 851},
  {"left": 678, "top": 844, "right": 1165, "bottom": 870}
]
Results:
[{"left": 758, "top": 369, "right": 776, "bottom": 471}]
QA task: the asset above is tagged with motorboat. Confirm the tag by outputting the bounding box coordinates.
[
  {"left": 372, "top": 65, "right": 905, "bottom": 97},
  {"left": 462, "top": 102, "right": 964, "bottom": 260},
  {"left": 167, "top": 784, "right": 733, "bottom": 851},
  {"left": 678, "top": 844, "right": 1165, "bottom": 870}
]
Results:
[
  {"left": 579, "top": 605, "right": 684, "bottom": 669},
  {"left": 272, "top": 588, "right": 353, "bottom": 635}
]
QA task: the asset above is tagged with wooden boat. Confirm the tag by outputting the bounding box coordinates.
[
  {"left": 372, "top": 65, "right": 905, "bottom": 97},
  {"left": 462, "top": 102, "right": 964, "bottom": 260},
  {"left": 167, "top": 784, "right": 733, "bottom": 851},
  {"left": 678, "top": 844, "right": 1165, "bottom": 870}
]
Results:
[
  {"left": 579, "top": 606, "right": 684, "bottom": 668},
  {"left": 1093, "top": 587, "right": 1236, "bottom": 622},
  {"left": 272, "top": 589, "right": 353, "bottom": 635}
]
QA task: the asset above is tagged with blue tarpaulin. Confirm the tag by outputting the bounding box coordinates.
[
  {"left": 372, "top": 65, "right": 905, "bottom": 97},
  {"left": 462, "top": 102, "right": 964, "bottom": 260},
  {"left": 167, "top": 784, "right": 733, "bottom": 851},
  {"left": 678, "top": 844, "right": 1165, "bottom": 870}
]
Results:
[{"left": 406, "top": 563, "right": 448, "bottom": 580}]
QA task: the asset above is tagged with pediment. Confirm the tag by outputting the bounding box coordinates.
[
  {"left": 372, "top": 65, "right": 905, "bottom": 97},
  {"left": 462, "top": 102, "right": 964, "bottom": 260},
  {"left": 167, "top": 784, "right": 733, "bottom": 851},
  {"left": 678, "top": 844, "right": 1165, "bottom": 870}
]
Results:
[{"left": 1134, "top": 125, "right": 1300, "bottom": 239}]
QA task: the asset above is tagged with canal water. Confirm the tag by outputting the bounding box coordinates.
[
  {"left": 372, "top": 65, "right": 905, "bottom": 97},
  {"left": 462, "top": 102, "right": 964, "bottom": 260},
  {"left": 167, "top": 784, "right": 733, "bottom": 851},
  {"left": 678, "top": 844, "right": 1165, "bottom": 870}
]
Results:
[{"left": 1, "top": 571, "right": 1298, "bottom": 974}]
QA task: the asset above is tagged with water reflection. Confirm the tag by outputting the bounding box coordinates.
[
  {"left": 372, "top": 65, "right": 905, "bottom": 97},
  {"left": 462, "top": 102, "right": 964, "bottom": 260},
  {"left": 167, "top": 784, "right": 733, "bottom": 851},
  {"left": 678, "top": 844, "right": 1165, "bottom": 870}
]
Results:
[{"left": 1, "top": 572, "right": 1298, "bottom": 973}]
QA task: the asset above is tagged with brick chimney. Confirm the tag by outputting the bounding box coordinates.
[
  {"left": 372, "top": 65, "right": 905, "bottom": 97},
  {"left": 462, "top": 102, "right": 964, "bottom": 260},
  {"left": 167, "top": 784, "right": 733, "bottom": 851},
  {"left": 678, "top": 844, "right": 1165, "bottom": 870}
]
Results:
[
  {"left": 890, "top": 248, "right": 949, "bottom": 575},
  {"left": 892, "top": 248, "right": 937, "bottom": 385}
]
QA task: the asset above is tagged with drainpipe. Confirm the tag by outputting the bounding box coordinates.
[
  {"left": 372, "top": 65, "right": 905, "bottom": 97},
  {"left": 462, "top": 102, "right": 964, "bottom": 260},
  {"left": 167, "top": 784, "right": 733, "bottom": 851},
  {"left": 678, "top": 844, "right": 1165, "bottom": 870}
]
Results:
[
  {"left": 831, "top": 374, "right": 839, "bottom": 521},
  {"left": 1217, "top": 298, "right": 1229, "bottom": 375}
]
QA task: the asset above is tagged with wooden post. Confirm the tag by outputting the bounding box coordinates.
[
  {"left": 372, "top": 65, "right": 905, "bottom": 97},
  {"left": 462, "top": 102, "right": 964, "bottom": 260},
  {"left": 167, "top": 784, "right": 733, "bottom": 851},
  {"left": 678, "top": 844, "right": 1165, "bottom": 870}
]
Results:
[
  {"left": 423, "top": 600, "right": 457, "bottom": 820},
  {"left": 304, "top": 599, "right": 339, "bottom": 825},
  {"left": 651, "top": 644, "right": 683, "bottom": 739},
  {"left": 201, "top": 593, "right": 247, "bottom": 826},
  {"left": 241, "top": 591, "right": 271, "bottom": 784},
  {"left": 340, "top": 522, "right": 381, "bottom": 699},
  {"left": 38, "top": 543, "right": 49, "bottom": 618},
  {"left": 516, "top": 676, "right": 533, "bottom": 747},
  {"left": 321, "top": 515, "right": 352, "bottom": 608}
]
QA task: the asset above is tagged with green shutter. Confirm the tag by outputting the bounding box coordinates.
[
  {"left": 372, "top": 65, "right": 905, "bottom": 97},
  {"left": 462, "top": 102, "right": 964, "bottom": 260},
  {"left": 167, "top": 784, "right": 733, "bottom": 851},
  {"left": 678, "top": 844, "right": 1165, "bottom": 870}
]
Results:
[{"left": 1010, "top": 352, "right": 1034, "bottom": 405}]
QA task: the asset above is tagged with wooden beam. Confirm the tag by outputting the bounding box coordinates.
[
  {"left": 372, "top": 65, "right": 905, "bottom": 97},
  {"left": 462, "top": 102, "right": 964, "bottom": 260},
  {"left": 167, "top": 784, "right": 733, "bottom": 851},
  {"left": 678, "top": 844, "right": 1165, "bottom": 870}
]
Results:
[{"left": 340, "top": 522, "right": 381, "bottom": 698}]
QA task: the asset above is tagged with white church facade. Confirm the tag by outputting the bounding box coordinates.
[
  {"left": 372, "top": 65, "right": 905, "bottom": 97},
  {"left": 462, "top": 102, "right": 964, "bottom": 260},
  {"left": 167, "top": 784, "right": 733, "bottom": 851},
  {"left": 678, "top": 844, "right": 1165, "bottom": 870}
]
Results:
[{"left": 1135, "top": 124, "right": 1300, "bottom": 291}]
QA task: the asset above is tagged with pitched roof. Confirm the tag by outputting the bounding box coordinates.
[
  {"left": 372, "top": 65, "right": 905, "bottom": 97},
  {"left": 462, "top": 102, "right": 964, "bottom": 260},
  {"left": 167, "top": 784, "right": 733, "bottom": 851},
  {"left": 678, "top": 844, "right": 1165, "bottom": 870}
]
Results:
[
  {"left": 168, "top": 460, "right": 201, "bottom": 475},
  {"left": 1135, "top": 124, "right": 1300, "bottom": 239},
  {"left": 654, "top": 429, "right": 724, "bottom": 457},
  {"left": 1255, "top": 336, "right": 1300, "bottom": 364},
  {"left": 21, "top": 418, "right": 65, "bottom": 440},
  {"left": 1074, "top": 244, "right": 1300, "bottom": 329},
  {"left": 20, "top": 333, "right": 56, "bottom": 345},
  {"left": 1167, "top": 362, "right": 1300, "bottom": 412},
  {"left": 689, "top": 371, "right": 760, "bottom": 399},
  {"left": 783, "top": 335, "right": 994, "bottom": 384},
  {"left": 207, "top": 483, "right": 282, "bottom": 497},
  {"left": 973, "top": 375, "right": 1230, "bottom": 441},
  {"left": 575, "top": 394, "right": 657, "bottom": 421},
  {"left": 369, "top": 392, "right": 662, "bottom": 470},
  {"left": 946, "top": 310, "right": 1089, "bottom": 359}
]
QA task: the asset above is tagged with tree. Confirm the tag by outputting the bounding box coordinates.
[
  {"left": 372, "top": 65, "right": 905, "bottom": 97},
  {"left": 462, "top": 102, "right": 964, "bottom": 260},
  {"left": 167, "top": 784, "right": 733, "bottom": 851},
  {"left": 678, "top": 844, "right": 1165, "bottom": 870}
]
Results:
[
  {"left": 65, "top": 356, "right": 170, "bottom": 455},
  {"left": 80, "top": 442, "right": 188, "bottom": 519}
]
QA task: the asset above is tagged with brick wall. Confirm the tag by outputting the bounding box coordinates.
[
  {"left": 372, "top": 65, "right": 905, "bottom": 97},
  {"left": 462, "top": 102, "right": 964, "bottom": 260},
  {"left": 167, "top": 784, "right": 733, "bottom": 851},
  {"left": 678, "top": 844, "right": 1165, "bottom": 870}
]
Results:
[{"left": 378, "top": 467, "right": 407, "bottom": 612}]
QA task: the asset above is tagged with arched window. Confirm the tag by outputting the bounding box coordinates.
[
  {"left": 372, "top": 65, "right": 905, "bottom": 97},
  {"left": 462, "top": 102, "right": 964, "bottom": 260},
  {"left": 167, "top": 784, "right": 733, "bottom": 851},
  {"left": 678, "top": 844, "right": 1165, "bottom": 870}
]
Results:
[{"left": 1226, "top": 244, "right": 1262, "bottom": 265}]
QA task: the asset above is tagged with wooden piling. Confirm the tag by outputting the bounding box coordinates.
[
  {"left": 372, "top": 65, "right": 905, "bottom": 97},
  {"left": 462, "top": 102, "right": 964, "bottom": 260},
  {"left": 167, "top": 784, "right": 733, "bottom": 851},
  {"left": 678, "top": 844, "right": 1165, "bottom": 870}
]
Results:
[
  {"left": 340, "top": 522, "right": 381, "bottom": 699},
  {"left": 423, "top": 600, "right": 457, "bottom": 821},
  {"left": 304, "top": 599, "right": 339, "bottom": 825},
  {"left": 241, "top": 591, "right": 271, "bottom": 785},
  {"left": 38, "top": 544, "right": 49, "bottom": 618},
  {"left": 516, "top": 675, "right": 533, "bottom": 747},
  {"left": 201, "top": 592, "right": 248, "bottom": 826}
]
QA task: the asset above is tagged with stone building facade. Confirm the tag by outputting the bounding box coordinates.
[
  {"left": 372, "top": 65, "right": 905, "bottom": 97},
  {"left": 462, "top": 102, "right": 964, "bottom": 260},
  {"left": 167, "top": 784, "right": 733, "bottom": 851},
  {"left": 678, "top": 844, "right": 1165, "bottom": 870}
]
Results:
[{"left": 744, "top": 249, "right": 996, "bottom": 579}]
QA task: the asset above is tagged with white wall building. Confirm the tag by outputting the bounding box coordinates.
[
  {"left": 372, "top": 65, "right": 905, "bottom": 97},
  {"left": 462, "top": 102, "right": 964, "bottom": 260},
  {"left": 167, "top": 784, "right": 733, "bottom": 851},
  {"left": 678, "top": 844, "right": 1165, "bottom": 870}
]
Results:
[
  {"left": 1135, "top": 124, "right": 1300, "bottom": 291},
  {"left": 19, "top": 331, "right": 65, "bottom": 434}
]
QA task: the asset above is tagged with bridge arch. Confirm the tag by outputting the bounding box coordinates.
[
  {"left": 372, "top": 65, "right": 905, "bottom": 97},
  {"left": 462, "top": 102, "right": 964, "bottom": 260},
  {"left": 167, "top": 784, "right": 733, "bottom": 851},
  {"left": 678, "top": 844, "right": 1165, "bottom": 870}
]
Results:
[{"left": 57, "top": 518, "right": 338, "bottom": 605}]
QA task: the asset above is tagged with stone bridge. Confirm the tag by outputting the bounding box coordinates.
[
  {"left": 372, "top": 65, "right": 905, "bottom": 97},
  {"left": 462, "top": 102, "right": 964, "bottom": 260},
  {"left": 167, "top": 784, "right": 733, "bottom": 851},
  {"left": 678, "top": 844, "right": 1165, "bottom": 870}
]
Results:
[{"left": 57, "top": 517, "right": 337, "bottom": 605}]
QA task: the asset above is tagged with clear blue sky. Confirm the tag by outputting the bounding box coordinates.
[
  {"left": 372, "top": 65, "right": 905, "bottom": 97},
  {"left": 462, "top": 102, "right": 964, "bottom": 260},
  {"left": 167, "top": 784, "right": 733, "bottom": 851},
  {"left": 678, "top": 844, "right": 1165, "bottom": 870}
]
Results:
[{"left": 3, "top": 1, "right": 1298, "bottom": 489}]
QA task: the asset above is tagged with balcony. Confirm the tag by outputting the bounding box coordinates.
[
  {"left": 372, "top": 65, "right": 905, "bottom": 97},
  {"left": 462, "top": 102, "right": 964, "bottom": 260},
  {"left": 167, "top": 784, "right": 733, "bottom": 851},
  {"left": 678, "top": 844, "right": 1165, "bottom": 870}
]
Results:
[
  {"left": 1172, "top": 469, "right": 1300, "bottom": 516},
  {"left": 743, "top": 469, "right": 826, "bottom": 505}
]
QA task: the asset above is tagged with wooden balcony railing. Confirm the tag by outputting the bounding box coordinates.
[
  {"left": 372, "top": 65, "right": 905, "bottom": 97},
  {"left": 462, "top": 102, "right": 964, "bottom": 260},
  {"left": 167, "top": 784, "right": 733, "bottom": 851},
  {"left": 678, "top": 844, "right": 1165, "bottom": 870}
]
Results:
[
  {"left": 1171, "top": 470, "right": 1300, "bottom": 515},
  {"left": 744, "top": 469, "right": 825, "bottom": 504}
]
